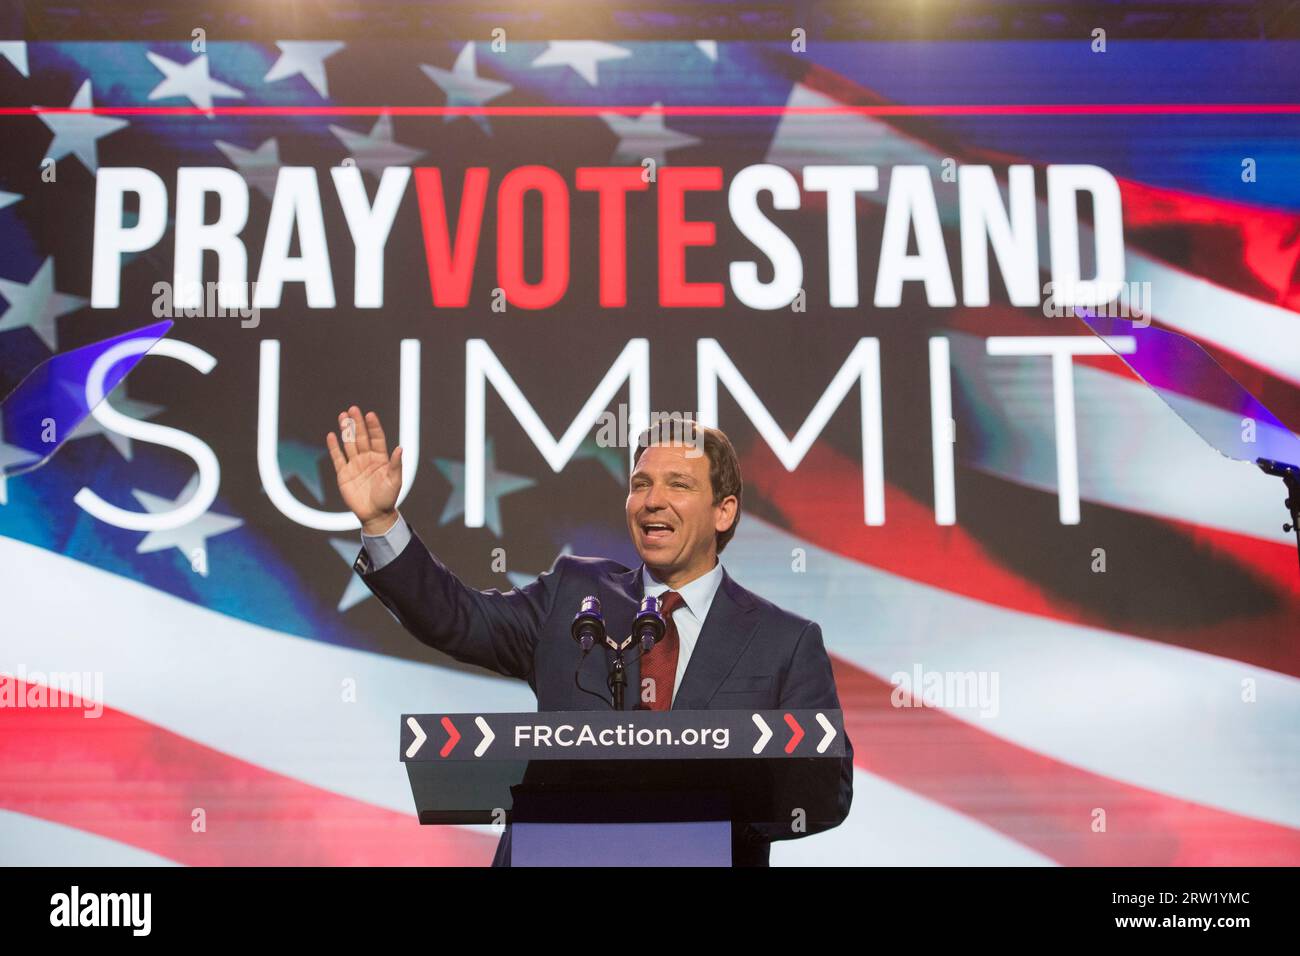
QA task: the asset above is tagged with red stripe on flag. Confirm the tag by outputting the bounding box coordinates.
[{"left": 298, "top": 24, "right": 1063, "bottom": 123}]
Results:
[
  {"left": 943, "top": 304, "right": 1300, "bottom": 433},
  {"left": 0, "top": 680, "right": 494, "bottom": 866},
  {"left": 743, "top": 440, "right": 1300, "bottom": 676},
  {"left": 1117, "top": 176, "right": 1300, "bottom": 315},
  {"left": 832, "top": 658, "right": 1300, "bottom": 865}
]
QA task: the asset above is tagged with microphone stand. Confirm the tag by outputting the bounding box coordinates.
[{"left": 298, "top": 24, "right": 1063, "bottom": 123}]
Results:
[
  {"left": 605, "top": 635, "right": 633, "bottom": 711},
  {"left": 1257, "top": 458, "right": 1300, "bottom": 577}
]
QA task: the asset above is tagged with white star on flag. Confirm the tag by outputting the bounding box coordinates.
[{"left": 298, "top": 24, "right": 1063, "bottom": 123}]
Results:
[
  {"left": 328, "top": 113, "right": 424, "bottom": 176},
  {"left": 146, "top": 51, "right": 243, "bottom": 116},
  {"left": 764, "top": 81, "right": 933, "bottom": 170},
  {"left": 0, "top": 419, "right": 41, "bottom": 505},
  {"left": 420, "top": 42, "right": 512, "bottom": 134},
  {"left": 530, "top": 41, "right": 630, "bottom": 86},
  {"left": 39, "top": 79, "right": 128, "bottom": 173},
  {"left": 600, "top": 102, "right": 700, "bottom": 166},
  {"left": 695, "top": 41, "right": 719, "bottom": 62},
  {"left": 572, "top": 436, "right": 627, "bottom": 485},
  {"left": 0, "top": 189, "right": 20, "bottom": 212},
  {"left": 132, "top": 475, "right": 243, "bottom": 576},
  {"left": 0, "top": 258, "right": 88, "bottom": 351},
  {"left": 277, "top": 439, "right": 327, "bottom": 502},
  {"left": 0, "top": 41, "right": 27, "bottom": 77},
  {"left": 66, "top": 386, "right": 165, "bottom": 461},
  {"left": 507, "top": 545, "right": 574, "bottom": 590},
  {"left": 263, "top": 41, "right": 345, "bottom": 98},
  {"left": 330, "top": 537, "right": 373, "bottom": 612},
  {"left": 214, "top": 137, "right": 282, "bottom": 200},
  {"left": 433, "top": 438, "right": 535, "bottom": 537}
]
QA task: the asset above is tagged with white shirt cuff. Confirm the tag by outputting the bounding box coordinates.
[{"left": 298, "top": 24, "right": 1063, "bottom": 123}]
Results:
[{"left": 360, "top": 515, "right": 410, "bottom": 571}]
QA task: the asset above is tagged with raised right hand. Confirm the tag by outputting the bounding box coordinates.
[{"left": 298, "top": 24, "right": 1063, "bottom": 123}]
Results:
[{"left": 326, "top": 405, "right": 404, "bottom": 534}]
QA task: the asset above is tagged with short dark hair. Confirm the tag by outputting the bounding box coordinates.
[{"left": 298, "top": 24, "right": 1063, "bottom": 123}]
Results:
[{"left": 632, "top": 416, "right": 743, "bottom": 553}]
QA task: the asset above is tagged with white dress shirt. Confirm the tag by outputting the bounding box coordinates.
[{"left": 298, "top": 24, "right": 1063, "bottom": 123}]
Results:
[
  {"left": 640, "top": 561, "right": 725, "bottom": 698},
  {"left": 361, "top": 514, "right": 725, "bottom": 697}
]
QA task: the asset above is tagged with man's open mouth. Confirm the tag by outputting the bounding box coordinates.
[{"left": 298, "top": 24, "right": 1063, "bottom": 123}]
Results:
[{"left": 640, "top": 521, "right": 674, "bottom": 540}]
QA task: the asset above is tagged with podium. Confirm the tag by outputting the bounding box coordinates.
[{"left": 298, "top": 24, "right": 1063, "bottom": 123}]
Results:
[
  {"left": 1076, "top": 312, "right": 1300, "bottom": 572},
  {"left": 400, "top": 708, "right": 848, "bottom": 866},
  {"left": 0, "top": 320, "right": 173, "bottom": 482}
]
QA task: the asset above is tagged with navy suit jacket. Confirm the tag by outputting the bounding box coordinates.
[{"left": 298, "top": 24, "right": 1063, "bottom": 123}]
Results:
[{"left": 356, "top": 526, "right": 854, "bottom": 866}]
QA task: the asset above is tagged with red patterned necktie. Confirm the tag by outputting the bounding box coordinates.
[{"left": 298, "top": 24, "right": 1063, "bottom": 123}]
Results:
[{"left": 640, "top": 591, "right": 684, "bottom": 711}]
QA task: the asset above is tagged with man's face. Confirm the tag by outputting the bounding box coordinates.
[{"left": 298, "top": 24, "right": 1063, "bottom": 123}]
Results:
[{"left": 625, "top": 443, "right": 736, "bottom": 582}]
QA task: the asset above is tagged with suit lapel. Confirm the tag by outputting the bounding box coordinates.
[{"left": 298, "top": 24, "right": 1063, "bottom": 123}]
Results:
[
  {"left": 599, "top": 565, "right": 761, "bottom": 710},
  {"left": 671, "top": 568, "right": 760, "bottom": 710}
]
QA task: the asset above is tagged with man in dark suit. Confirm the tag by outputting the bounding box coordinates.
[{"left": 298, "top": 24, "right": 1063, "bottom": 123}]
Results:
[{"left": 327, "top": 406, "right": 853, "bottom": 865}]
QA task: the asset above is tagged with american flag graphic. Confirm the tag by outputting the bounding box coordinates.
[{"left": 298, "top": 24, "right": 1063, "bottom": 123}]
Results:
[{"left": 1, "top": 23, "right": 1298, "bottom": 866}]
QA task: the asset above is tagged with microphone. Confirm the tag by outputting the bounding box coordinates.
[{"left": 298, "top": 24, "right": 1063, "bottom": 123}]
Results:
[
  {"left": 571, "top": 595, "right": 605, "bottom": 652},
  {"left": 633, "top": 594, "right": 667, "bottom": 652}
]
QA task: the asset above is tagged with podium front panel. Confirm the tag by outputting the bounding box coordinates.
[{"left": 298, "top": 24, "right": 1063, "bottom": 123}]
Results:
[{"left": 400, "top": 709, "right": 847, "bottom": 831}]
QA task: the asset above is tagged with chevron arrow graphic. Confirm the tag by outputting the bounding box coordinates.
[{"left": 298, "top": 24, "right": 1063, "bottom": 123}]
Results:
[
  {"left": 751, "top": 713, "right": 773, "bottom": 754},
  {"left": 474, "top": 716, "right": 495, "bottom": 757},
  {"left": 405, "top": 717, "right": 427, "bottom": 758},
  {"left": 815, "top": 712, "right": 836, "bottom": 753},
  {"left": 784, "top": 713, "right": 805, "bottom": 753},
  {"left": 440, "top": 716, "right": 461, "bottom": 757}
]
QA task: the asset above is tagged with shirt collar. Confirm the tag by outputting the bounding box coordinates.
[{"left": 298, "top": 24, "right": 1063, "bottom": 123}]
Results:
[{"left": 641, "top": 560, "right": 726, "bottom": 621}]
